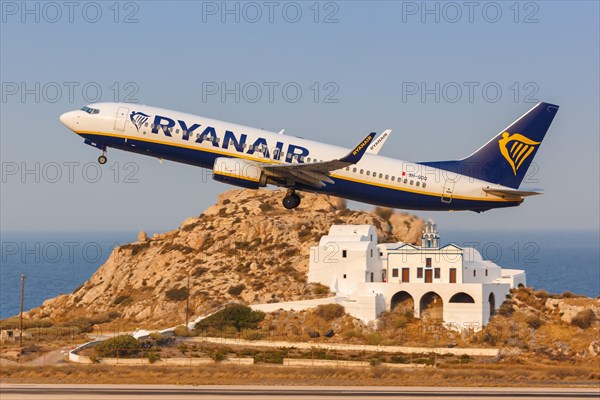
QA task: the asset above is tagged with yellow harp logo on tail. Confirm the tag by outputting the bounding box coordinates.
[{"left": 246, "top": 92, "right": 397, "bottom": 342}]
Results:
[{"left": 498, "top": 132, "right": 541, "bottom": 175}]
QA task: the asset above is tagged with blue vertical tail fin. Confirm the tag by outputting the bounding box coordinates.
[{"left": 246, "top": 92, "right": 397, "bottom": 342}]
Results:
[{"left": 422, "top": 102, "right": 559, "bottom": 189}]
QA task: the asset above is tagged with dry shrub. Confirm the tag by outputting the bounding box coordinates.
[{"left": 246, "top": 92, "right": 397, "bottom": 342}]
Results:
[
  {"left": 374, "top": 207, "right": 393, "bottom": 221},
  {"left": 165, "top": 287, "right": 188, "bottom": 302},
  {"left": 365, "top": 333, "right": 382, "bottom": 345},
  {"left": 174, "top": 325, "right": 191, "bottom": 337},
  {"left": 498, "top": 300, "right": 515, "bottom": 316},
  {"left": 315, "top": 304, "right": 345, "bottom": 321},
  {"left": 228, "top": 284, "right": 246, "bottom": 297},
  {"left": 571, "top": 309, "right": 596, "bottom": 329},
  {"left": 525, "top": 314, "right": 543, "bottom": 329}
]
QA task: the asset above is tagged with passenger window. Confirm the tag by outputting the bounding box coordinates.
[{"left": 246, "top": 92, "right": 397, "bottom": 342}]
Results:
[
  {"left": 416, "top": 181, "right": 420, "bottom": 187},
  {"left": 360, "top": 169, "right": 364, "bottom": 174},
  {"left": 353, "top": 168, "right": 357, "bottom": 173},
  {"left": 385, "top": 175, "right": 389, "bottom": 180},
  {"left": 391, "top": 176, "right": 395, "bottom": 181},
  {"left": 366, "top": 171, "right": 370, "bottom": 176},
  {"left": 379, "top": 173, "right": 383, "bottom": 178},
  {"left": 307, "top": 157, "right": 311, "bottom": 162},
  {"left": 176, "top": 129, "right": 180, "bottom": 134},
  {"left": 410, "top": 180, "right": 414, "bottom": 185},
  {"left": 404, "top": 179, "right": 408, "bottom": 184},
  {"left": 423, "top": 183, "right": 426, "bottom": 188}
]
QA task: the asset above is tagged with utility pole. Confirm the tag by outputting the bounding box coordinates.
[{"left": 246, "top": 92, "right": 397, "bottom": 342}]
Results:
[
  {"left": 185, "top": 273, "right": 190, "bottom": 333},
  {"left": 19, "top": 273, "right": 25, "bottom": 350}
]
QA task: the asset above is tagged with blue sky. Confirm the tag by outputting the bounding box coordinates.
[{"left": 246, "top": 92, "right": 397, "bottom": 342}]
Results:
[{"left": 1, "top": 1, "right": 598, "bottom": 232}]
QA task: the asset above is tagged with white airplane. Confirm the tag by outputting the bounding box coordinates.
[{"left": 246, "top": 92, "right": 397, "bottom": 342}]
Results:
[{"left": 60, "top": 102, "right": 558, "bottom": 211}]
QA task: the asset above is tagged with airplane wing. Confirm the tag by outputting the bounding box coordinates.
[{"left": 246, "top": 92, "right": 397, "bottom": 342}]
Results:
[
  {"left": 483, "top": 187, "right": 542, "bottom": 198},
  {"left": 259, "top": 132, "right": 375, "bottom": 188},
  {"left": 366, "top": 129, "right": 392, "bottom": 154}
]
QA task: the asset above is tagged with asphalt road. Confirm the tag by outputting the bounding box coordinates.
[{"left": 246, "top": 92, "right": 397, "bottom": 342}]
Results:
[{"left": 1, "top": 384, "right": 599, "bottom": 399}]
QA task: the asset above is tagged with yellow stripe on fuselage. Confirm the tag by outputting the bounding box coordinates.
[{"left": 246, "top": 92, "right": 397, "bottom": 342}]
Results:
[
  {"left": 214, "top": 170, "right": 261, "bottom": 182},
  {"left": 76, "top": 130, "right": 518, "bottom": 203}
]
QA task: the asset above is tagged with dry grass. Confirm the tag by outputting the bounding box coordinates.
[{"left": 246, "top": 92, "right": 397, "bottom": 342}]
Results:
[{"left": 1, "top": 361, "right": 599, "bottom": 387}]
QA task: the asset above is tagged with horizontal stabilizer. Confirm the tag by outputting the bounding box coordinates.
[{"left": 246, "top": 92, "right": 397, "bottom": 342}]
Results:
[{"left": 483, "top": 187, "right": 542, "bottom": 198}]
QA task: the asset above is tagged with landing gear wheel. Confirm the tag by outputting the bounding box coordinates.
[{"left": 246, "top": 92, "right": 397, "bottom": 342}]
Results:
[
  {"left": 282, "top": 193, "right": 301, "bottom": 209},
  {"left": 98, "top": 155, "right": 107, "bottom": 165}
]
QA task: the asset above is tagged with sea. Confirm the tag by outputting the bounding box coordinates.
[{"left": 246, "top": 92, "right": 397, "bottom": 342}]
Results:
[{"left": 0, "top": 230, "right": 598, "bottom": 319}]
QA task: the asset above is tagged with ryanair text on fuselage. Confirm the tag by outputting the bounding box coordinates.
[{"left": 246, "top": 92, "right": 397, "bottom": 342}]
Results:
[{"left": 146, "top": 113, "right": 310, "bottom": 163}]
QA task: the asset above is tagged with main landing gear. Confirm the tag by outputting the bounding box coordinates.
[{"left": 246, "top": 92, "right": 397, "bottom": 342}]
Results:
[{"left": 282, "top": 189, "right": 301, "bottom": 209}]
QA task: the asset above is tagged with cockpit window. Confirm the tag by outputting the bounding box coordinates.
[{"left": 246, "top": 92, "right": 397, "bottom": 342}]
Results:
[{"left": 80, "top": 106, "right": 100, "bottom": 114}]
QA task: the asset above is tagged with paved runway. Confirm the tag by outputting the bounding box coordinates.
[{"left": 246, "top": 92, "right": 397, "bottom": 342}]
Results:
[{"left": 1, "top": 384, "right": 599, "bottom": 399}]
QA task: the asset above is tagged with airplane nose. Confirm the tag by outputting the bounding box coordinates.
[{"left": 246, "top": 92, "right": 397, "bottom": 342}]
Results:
[{"left": 59, "top": 111, "right": 75, "bottom": 129}]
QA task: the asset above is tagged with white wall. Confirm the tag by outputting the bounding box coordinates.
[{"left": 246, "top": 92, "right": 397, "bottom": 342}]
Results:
[
  {"left": 387, "top": 245, "right": 463, "bottom": 284},
  {"left": 339, "top": 293, "right": 385, "bottom": 323}
]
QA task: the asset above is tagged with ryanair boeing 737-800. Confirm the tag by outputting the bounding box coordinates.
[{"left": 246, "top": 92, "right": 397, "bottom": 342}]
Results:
[{"left": 59, "top": 102, "right": 558, "bottom": 211}]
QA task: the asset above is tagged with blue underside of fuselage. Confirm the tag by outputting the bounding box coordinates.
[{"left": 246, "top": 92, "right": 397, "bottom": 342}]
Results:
[{"left": 80, "top": 133, "right": 520, "bottom": 212}]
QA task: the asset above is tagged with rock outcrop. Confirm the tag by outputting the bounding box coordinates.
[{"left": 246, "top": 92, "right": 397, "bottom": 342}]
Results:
[{"left": 25, "top": 189, "right": 424, "bottom": 328}]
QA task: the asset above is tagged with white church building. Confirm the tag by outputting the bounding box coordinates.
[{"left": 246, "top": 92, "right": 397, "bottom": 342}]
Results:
[{"left": 308, "top": 222, "right": 526, "bottom": 330}]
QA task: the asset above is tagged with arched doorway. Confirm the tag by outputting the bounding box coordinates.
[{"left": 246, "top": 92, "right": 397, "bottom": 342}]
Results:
[
  {"left": 391, "top": 291, "right": 414, "bottom": 315},
  {"left": 420, "top": 292, "right": 443, "bottom": 320},
  {"left": 449, "top": 292, "right": 475, "bottom": 303},
  {"left": 488, "top": 292, "right": 496, "bottom": 318}
]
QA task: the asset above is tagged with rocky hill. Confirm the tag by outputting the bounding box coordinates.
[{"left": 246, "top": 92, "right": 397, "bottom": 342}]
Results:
[{"left": 25, "top": 189, "right": 424, "bottom": 328}]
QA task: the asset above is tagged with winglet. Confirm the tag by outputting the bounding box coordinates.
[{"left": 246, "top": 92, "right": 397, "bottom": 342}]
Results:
[
  {"left": 367, "top": 129, "right": 392, "bottom": 154},
  {"left": 340, "top": 132, "right": 375, "bottom": 164}
]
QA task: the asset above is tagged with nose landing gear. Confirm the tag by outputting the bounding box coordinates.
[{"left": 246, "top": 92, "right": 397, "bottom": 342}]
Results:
[
  {"left": 98, "top": 154, "right": 107, "bottom": 165},
  {"left": 282, "top": 189, "right": 301, "bottom": 209}
]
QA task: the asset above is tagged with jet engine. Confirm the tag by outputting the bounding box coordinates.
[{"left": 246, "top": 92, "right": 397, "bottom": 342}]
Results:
[{"left": 212, "top": 157, "right": 267, "bottom": 189}]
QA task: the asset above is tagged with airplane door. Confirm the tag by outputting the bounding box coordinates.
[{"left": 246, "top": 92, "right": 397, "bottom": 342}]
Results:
[
  {"left": 441, "top": 179, "right": 455, "bottom": 203},
  {"left": 114, "top": 107, "right": 129, "bottom": 131}
]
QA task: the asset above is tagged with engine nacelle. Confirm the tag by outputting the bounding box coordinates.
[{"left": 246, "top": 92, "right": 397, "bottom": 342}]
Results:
[{"left": 212, "top": 157, "right": 267, "bottom": 189}]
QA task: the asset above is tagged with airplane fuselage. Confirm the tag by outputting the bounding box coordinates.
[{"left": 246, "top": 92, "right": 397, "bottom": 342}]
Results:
[{"left": 59, "top": 102, "right": 531, "bottom": 212}]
